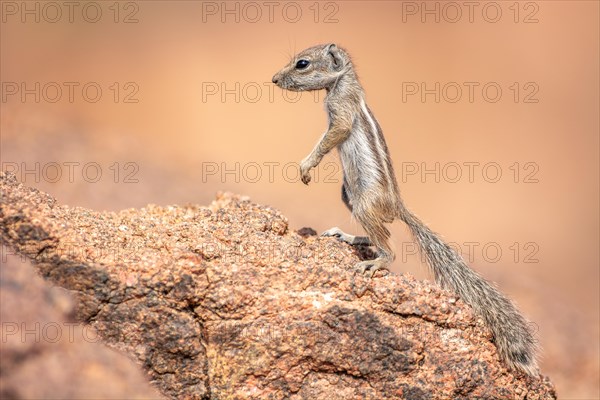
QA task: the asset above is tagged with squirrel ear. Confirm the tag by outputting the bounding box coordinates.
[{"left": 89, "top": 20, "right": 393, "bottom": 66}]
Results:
[{"left": 325, "top": 43, "right": 343, "bottom": 69}]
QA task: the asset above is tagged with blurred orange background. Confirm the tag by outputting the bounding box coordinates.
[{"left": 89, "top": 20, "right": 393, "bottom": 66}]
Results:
[{"left": 1, "top": 1, "right": 598, "bottom": 398}]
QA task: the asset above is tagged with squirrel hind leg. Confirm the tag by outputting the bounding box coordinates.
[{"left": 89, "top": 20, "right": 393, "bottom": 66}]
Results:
[
  {"left": 354, "top": 214, "right": 395, "bottom": 277},
  {"left": 321, "top": 225, "right": 393, "bottom": 277}
]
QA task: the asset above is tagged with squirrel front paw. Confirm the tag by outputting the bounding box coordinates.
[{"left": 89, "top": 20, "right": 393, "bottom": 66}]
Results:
[{"left": 299, "top": 159, "right": 313, "bottom": 185}]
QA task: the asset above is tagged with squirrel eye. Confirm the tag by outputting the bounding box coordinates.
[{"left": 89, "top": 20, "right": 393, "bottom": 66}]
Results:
[{"left": 295, "top": 59, "right": 310, "bottom": 69}]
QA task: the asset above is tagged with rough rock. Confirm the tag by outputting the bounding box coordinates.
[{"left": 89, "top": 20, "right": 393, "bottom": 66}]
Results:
[
  {"left": 0, "top": 171, "right": 556, "bottom": 399},
  {"left": 0, "top": 253, "right": 163, "bottom": 399}
]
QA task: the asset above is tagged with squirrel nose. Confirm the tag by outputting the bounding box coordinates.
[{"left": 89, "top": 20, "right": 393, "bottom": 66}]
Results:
[{"left": 272, "top": 75, "right": 279, "bottom": 84}]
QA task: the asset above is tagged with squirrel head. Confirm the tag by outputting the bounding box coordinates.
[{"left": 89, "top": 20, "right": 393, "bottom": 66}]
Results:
[{"left": 272, "top": 43, "right": 352, "bottom": 91}]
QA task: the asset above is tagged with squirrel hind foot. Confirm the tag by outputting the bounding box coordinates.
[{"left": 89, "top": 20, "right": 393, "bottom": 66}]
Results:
[
  {"left": 321, "top": 227, "right": 350, "bottom": 241},
  {"left": 355, "top": 257, "right": 391, "bottom": 278},
  {"left": 322, "top": 227, "right": 373, "bottom": 247}
]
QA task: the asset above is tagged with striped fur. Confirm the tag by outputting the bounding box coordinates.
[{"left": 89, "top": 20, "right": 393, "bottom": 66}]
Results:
[{"left": 272, "top": 43, "right": 539, "bottom": 376}]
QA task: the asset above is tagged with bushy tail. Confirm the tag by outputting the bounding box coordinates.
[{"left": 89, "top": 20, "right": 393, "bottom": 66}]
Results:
[{"left": 398, "top": 203, "right": 539, "bottom": 376}]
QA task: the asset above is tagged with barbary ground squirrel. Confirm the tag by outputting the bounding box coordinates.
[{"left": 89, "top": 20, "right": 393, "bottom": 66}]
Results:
[{"left": 272, "top": 43, "right": 539, "bottom": 376}]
